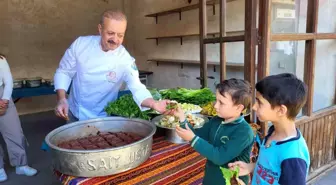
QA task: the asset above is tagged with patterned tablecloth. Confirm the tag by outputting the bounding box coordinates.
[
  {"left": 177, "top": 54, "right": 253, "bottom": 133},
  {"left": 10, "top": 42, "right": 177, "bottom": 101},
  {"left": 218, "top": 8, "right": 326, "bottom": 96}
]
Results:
[{"left": 54, "top": 137, "right": 207, "bottom": 185}]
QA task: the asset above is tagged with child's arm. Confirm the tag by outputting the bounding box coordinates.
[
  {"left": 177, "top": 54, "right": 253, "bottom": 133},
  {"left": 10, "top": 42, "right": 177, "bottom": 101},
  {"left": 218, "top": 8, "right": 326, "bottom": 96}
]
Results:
[
  {"left": 174, "top": 106, "right": 211, "bottom": 140},
  {"left": 278, "top": 159, "right": 308, "bottom": 185},
  {"left": 191, "top": 126, "right": 253, "bottom": 165}
]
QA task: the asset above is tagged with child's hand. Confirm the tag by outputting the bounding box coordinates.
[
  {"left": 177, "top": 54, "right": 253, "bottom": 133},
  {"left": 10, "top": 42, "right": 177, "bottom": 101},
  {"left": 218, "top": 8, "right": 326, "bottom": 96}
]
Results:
[
  {"left": 236, "top": 178, "right": 246, "bottom": 185},
  {"left": 175, "top": 123, "right": 195, "bottom": 142},
  {"left": 171, "top": 105, "right": 186, "bottom": 122},
  {"left": 228, "top": 161, "right": 254, "bottom": 176}
]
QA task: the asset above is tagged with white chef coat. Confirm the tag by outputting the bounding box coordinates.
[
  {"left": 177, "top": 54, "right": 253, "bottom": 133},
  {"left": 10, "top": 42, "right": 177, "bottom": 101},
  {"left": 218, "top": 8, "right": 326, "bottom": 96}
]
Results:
[{"left": 54, "top": 35, "right": 152, "bottom": 120}]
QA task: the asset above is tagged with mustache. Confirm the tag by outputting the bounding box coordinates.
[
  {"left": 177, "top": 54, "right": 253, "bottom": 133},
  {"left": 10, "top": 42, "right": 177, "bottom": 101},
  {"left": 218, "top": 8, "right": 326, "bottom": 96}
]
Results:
[{"left": 107, "top": 40, "right": 116, "bottom": 45}]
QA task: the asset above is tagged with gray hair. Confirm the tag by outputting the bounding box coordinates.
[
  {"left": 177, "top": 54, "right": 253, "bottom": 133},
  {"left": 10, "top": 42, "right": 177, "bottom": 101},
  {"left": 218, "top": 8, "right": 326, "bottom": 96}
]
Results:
[{"left": 100, "top": 9, "right": 127, "bottom": 25}]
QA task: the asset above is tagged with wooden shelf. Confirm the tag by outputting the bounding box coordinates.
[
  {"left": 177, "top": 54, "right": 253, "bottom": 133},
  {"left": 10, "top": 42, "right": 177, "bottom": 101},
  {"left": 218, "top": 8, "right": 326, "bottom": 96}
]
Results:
[
  {"left": 272, "top": 0, "right": 295, "bottom": 5},
  {"left": 146, "top": 30, "right": 244, "bottom": 39},
  {"left": 147, "top": 30, "right": 244, "bottom": 45},
  {"left": 147, "top": 58, "right": 244, "bottom": 72},
  {"left": 145, "top": 0, "right": 237, "bottom": 23}
]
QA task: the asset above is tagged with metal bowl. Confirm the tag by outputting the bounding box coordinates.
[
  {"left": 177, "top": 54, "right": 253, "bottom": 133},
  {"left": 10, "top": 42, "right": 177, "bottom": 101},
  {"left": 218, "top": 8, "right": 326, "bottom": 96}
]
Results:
[
  {"left": 44, "top": 79, "right": 54, "bottom": 86},
  {"left": 152, "top": 114, "right": 208, "bottom": 144},
  {"left": 45, "top": 117, "right": 156, "bottom": 177},
  {"left": 26, "top": 77, "right": 42, "bottom": 88},
  {"left": 13, "top": 78, "right": 25, "bottom": 89}
]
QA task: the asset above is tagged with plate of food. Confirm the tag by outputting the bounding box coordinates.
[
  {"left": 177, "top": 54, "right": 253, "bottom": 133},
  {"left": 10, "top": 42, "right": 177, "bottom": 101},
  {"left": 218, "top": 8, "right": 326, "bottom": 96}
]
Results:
[
  {"left": 201, "top": 101, "right": 251, "bottom": 118},
  {"left": 179, "top": 103, "right": 202, "bottom": 114},
  {"left": 201, "top": 102, "right": 217, "bottom": 117},
  {"left": 151, "top": 101, "right": 203, "bottom": 115},
  {"left": 152, "top": 113, "right": 208, "bottom": 130}
]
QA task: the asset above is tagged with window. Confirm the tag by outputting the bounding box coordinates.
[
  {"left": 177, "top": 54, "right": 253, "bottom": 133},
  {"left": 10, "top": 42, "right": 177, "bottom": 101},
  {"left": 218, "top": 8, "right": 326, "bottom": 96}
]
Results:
[{"left": 271, "top": 0, "right": 307, "bottom": 33}]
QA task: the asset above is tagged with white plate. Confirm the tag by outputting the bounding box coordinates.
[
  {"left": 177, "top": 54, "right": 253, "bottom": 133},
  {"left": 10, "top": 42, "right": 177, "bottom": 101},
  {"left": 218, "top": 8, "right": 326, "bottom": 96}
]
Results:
[{"left": 185, "top": 109, "right": 202, "bottom": 114}]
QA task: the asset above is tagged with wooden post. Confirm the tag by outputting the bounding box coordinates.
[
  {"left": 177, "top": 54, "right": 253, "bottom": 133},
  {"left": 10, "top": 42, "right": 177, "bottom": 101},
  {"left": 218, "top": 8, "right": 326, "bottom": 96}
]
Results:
[
  {"left": 303, "top": 0, "right": 319, "bottom": 116},
  {"left": 334, "top": 85, "right": 336, "bottom": 105},
  {"left": 257, "top": 0, "right": 271, "bottom": 80},
  {"left": 244, "top": 0, "right": 257, "bottom": 123},
  {"left": 256, "top": 0, "right": 272, "bottom": 136},
  {"left": 219, "top": 0, "right": 227, "bottom": 82},
  {"left": 257, "top": 0, "right": 271, "bottom": 135},
  {"left": 199, "top": 0, "right": 207, "bottom": 88}
]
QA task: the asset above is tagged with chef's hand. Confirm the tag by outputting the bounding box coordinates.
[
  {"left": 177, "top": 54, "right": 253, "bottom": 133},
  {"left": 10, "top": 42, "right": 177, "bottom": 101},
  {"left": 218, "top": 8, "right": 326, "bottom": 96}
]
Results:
[
  {"left": 152, "top": 100, "right": 172, "bottom": 114},
  {"left": 0, "top": 99, "right": 9, "bottom": 109},
  {"left": 55, "top": 98, "right": 69, "bottom": 120},
  {"left": 228, "top": 161, "right": 255, "bottom": 176},
  {"left": 175, "top": 123, "right": 195, "bottom": 142}
]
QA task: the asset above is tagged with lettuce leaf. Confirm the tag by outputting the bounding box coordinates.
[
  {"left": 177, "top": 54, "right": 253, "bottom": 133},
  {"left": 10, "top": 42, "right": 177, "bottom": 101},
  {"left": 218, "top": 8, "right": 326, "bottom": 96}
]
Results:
[
  {"left": 220, "top": 166, "right": 240, "bottom": 185},
  {"left": 160, "top": 88, "right": 215, "bottom": 105}
]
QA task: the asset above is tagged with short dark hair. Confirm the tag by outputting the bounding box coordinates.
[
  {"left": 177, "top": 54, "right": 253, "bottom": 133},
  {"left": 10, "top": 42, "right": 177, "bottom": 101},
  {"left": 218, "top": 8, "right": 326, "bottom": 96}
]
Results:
[
  {"left": 216, "top": 78, "right": 252, "bottom": 111},
  {"left": 256, "top": 73, "right": 307, "bottom": 119}
]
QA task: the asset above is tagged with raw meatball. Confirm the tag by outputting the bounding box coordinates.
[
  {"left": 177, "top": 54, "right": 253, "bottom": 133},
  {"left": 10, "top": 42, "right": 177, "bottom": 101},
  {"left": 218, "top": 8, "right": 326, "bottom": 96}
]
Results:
[
  {"left": 84, "top": 145, "right": 99, "bottom": 150},
  {"left": 97, "top": 142, "right": 112, "bottom": 149},
  {"left": 114, "top": 141, "right": 127, "bottom": 147},
  {"left": 72, "top": 145, "right": 85, "bottom": 150}
]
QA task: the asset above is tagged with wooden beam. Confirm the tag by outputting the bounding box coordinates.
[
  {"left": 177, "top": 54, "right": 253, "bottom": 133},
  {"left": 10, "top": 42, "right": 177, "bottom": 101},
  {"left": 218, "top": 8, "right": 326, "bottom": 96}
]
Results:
[
  {"left": 271, "top": 33, "right": 336, "bottom": 41},
  {"left": 257, "top": 0, "right": 272, "bottom": 136},
  {"left": 147, "top": 58, "right": 245, "bottom": 68},
  {"left": 257, "top": 0, "right": 271, "bottom": 81},
  {"left": 203, "top": 35, "right": 245, "bottom": 43},
  {"left": 316, "top": 33, "right": 336, "bottom": 40},
  {"left": 334, "top": 84, "right": 336, "bottom": 105},
  {"left": 146, "top": 30, "right": 244, "bottom": 40},
  {"left": 244, "top": 0, "right": 257, "bottom": 123},
  {"left": 303, "top": 0, "right": 319, "bottom": 116},
  {"left": 271, "top": 33, "right": 315, "bottom": 41},
  {"left": 219, "top": 0, "right": 227, "bottom": 81},
  {"left": 199, "top": 0, "right": 207, "bottom": 88}
]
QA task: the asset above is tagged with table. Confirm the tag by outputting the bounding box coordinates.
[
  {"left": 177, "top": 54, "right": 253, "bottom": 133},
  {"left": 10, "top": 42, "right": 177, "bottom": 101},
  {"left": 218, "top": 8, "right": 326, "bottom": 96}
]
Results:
[
  {"left": 11, "top": 70, "right": 153, "bottom": 103},
  {"left": 12, "top": 84, "right": 55, "bottom": 103},
  {"left": 54, "top": 137, "right": 207, "bottom": 185},
  {"left": 54, "top": 135, "right": 258, "bottom": 185}
]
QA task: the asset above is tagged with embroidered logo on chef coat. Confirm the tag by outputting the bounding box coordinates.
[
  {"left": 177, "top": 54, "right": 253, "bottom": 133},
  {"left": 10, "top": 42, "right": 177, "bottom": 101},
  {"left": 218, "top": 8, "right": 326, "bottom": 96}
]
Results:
[
  {"left": 106, "top": 71, "right": 117, "bottom": 83},
  {"left": 131, "top": 62, "right": 138, "bottom": 71}
]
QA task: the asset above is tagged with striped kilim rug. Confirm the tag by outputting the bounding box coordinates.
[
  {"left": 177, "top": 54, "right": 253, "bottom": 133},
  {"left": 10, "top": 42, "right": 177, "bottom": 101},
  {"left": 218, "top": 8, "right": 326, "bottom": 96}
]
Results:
[{"left": 54, "top": 137, "right": 207, "bottom": 185}]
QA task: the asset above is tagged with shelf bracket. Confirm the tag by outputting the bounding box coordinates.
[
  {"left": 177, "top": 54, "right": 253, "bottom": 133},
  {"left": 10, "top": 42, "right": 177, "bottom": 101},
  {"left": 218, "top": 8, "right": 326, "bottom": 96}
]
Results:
[
  {"left": 212, "top": 4, "right": 216, "bottom": 15},
  {"left": 155, "top": 15, "right": 158, "bottom": 24},
  {"left": 179, "top": 11, "right": 182, "bottom": 20},
  {"left": 156, "top": 38, "right": 159, "bottom": 45},
  {"left": 180, "top": 62, "right": 184, "bottom": 69},
  {"left": 156, "top": 61, "right": 159, "bottom": 66},
  {"left": 180, "top": 37, "right": 183, "bottom": 45},
  {"left": 213, "top": 65, "right": 216, "bottom": 72}
]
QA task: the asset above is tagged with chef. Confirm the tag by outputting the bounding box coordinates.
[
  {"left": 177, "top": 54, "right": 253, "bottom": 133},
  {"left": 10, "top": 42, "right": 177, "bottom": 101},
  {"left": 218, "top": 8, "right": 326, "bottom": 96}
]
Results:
[{"left": 54, "top": 10, "right": 169, "bottom": 122}]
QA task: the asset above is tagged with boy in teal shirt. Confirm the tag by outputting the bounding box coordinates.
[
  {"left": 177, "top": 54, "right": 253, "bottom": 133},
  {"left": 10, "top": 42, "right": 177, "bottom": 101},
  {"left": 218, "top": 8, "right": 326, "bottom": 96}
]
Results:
[
  {"left": 229, "top": 73, "right": 310, "bottom": 185},
  {"left": 173, "top": 79, "right": 254, "bottom": 185}
]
